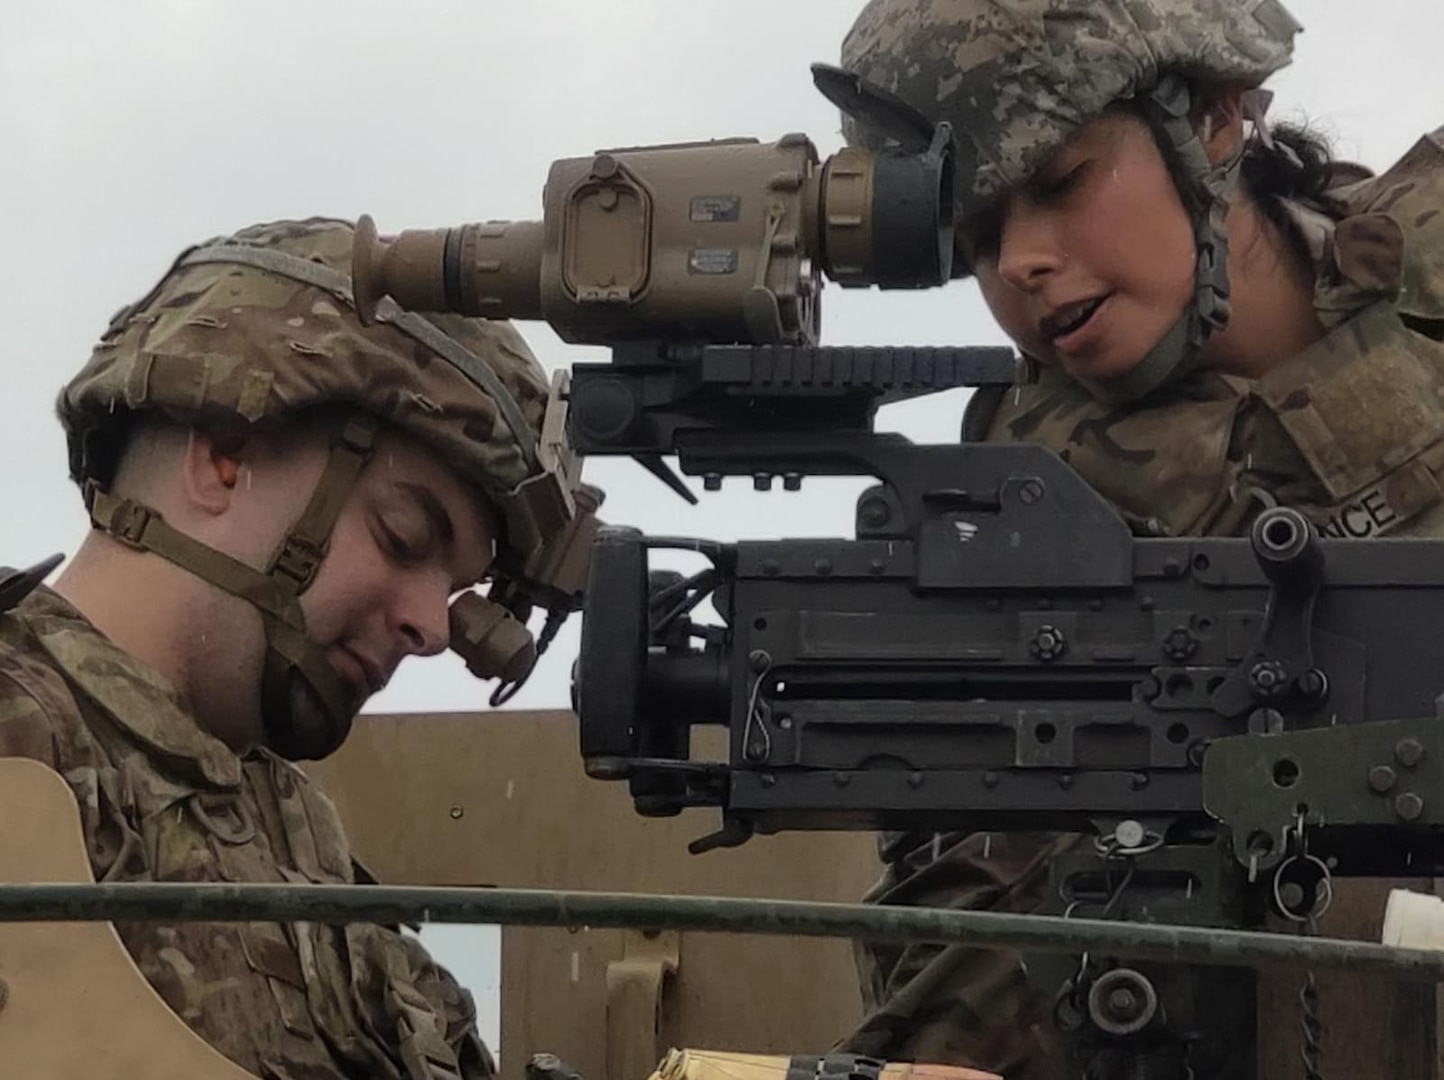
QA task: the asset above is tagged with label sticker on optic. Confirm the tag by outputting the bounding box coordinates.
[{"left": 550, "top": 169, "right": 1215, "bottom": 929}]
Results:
[
  {"left": 690, "top": 196, "right": 741, "bottom": 222},
  {"left": 689, "top": 248, "right": 739, "bottom": 275}
]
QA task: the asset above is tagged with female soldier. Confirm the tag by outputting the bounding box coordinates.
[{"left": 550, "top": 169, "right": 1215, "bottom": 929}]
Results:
[{"left": 830, "top": 1, "right": 1444, "bottom": 1077}]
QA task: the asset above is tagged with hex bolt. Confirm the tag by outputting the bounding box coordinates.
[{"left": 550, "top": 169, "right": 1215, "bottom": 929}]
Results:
[
  {"left": 703, "top": 473, "right": 724, "bottom": 491},
  {"left": 783, "top": 473, "right": 803, "bottom": 492},
  {"left": 753, "top": 473, "right": 773, "bottom": 492},
  {"left": 1030, "top": 625, "right": 1067, "bottom": 662},
  {"left": 1395, "top": 792, "right": 1426, "bottom": 822},
  {"left": 1161, "top": 626, "right": 1199, "bottom": 662},
  {"left": 1396, "top": 738, "right": 1426, "bottom": 768},
  {"left": 1248, "top": 661, "right": 1288, "bottom": 700},
  {"left": 1019, "top": 479, "right": 1046, "bottom": 505},
  {"left": 1369, "top": 765, "right": 1398, "bottom": 794}
]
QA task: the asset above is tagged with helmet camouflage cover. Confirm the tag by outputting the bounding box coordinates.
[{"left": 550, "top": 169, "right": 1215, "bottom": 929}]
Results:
[
  {"left": 839, "top": 0, "right": 1302, "bottom": 225},
  {"left": 61, "top": 217, "right": 576, "bottom": 572}
]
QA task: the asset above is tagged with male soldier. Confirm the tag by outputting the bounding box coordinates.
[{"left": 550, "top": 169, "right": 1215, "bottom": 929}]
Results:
[
  {"left": 830, "top": 0, "right": 1444, "bottom": 1077},
  {"left": 0, "top": 217, "right": 596, "bottom": 1079}
]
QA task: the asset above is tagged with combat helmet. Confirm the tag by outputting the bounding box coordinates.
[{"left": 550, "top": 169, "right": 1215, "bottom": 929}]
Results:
[
  {"left": 833, "top": 0, "right": 1303, "bottom": 403},
  {"left": 60, "top": 218, "right": 599, "bottom": 759}
]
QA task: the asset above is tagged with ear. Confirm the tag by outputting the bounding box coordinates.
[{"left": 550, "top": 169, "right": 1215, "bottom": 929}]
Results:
[
  {"left": 181, "top": 429, "right": 245, "bottom": 516},
  {"left": 1196, "top": 84, "right": 1248, "bottom": 167}
]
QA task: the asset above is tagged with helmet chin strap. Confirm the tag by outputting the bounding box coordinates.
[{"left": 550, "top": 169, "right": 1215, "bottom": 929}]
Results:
[
  {"left": 86, "top": 412, "right": 379, "bottom": 760},
  {"left": 1083, "top": 74, "right": 1244, "bottom": 408}
]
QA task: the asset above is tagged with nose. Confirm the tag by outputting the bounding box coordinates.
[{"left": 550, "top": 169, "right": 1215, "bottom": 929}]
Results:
[
  {"left": 393, "top": 575, "right": 452, "bottom": 658},
  {"left": 995, "top": 202, "right": 1066, "bottom": 293}
]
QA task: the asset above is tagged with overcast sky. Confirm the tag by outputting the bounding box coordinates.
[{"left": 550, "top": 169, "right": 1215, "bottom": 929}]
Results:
[{"left": 4, "top": 0, "right": 1441, "bottom": 1051}]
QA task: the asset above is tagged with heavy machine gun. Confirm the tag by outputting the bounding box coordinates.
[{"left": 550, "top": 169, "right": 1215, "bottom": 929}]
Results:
[{"left": 352, "top": 64, "right": 1444, "bottom": 1080}]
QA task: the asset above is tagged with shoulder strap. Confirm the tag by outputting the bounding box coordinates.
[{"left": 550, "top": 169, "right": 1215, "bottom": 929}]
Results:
[{"left": 0, "top": 555, "right": 64, "bottom": 615}]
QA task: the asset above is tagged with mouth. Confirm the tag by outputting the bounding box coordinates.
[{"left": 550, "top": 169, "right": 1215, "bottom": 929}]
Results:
[
  {"left": 1040, "top": 294, "right": 1111, "bottom": 351},
  {"left": 335, "top": 646, "right": 385, "bottom": 699}
]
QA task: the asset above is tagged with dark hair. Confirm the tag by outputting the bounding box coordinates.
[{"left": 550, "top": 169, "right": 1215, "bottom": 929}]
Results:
[{"left": 1239, "top": 121, "right": 1349, "bottom": 226}]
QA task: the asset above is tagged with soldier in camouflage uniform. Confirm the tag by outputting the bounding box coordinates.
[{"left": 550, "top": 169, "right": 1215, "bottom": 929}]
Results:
[
  {"left": 0, "top": 218, "right": 596, "bottom": 1079},
  {"left": 829, "top": 0, "right": 1444, "bottom": 1076}
]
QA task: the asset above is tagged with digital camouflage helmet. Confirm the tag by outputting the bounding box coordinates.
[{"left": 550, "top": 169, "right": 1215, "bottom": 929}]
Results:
[
  {"left": 60, "top": 218, "right": 599, "bottom": 759},
  {"left": 835, "top": 0, "right": 1303, "bottom": 403}
]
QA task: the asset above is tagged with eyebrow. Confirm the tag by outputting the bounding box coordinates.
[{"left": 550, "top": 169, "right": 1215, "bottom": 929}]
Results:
[{"left": 395, "top": 481, "right": 456, "bottom": 548}]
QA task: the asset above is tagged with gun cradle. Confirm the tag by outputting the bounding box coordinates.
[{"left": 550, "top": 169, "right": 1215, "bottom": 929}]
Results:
[{"left": 576, "top": 441, "right": 1444, "bottom": 877}]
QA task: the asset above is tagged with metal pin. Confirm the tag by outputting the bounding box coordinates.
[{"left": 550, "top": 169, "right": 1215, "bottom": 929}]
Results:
[{"left": 983, "top": 834, "right": 992, "bottom": 860}]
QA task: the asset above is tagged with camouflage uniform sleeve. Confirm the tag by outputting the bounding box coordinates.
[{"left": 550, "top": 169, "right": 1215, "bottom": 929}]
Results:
[
  {"left": 837, "top": 830, "right": 1079, "bottom": 1080},
  {"left": 0, "top": 653, "right": 63, "bottom": 768},
  {"left": 397, "top": 932, "right": 498, "bottom": 1078}
]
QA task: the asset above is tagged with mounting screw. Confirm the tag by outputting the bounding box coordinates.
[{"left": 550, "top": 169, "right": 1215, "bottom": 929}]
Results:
[
  {"left": 1115, "top": 820, "right": 1147, "bottom": 849},
  {"left": 1029, "top": 625, "right": 1067, "bottom": 662},
  {"left": 1297, "top": 669, "right": 1330, "bottom": 703},
  {"left": 703, "top": 473, "right": 723, "bottom": 491},
  {"left": 449, "top": 806, "right": 464, "bottom": 820},
  {"left": 859, "top": 496, "right": 891, "bottom": 529},
  {"left": 1369, "top": 765, "right": 1398, "bottom": 794},
  {"left": 1395, "top": 791, "right": 1426, "bottom": 822},
  {"left": 1396, "top": 738, "right": 1426, "bottom": 768},
  {"left": 813, "top": 558, "right": 833, "bottom": 576},
  {"left": 753, "top": 473, "right": 773, "bottom": 492},
  {"left": 1161, "top": 626, "right": 1199, "bottom": 662},
  {"left": 783, "top": 473, "right": 803, "bottom": 492},
  {"left": 1248, "top": 661, "right": 1288, "bottom": 700},
  {"left": 748, "top": 649, "right": 771, "bottom": 673},
  {"left": 1019, "top": 479, "right": 1046, "bottom": 505}
]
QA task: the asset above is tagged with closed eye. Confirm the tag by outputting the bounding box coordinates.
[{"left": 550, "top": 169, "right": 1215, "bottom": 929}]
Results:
[{"left": 1031, "top": 161, "right": 1089, "bottom": 201}]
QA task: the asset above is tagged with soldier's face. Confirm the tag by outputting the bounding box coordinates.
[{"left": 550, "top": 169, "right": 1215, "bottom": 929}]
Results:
[
  {"left": 959, "top": 111, "right": 1198, "bottom": 386},
  {"left": 293, "top": 432, "right": 498, "bottom": 722},
  {"left": 211, "top": 424, "right": 497, "bottom": 746}
]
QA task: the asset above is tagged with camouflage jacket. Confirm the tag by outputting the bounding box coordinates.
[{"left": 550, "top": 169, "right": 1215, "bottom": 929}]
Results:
[
  {"left": 842, "top": 127, "right": 1444, "bottom": 1079},
  {"left": 969, "top": 124, "right": 1444, "bottom": 542},
  {"left": 0, "top": 585, "right": 493, "bottom": 1080}
]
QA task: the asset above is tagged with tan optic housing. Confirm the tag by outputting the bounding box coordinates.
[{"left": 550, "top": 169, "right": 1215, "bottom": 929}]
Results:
[{"left": 354, "top": 132, "right": 952, "bottom": 346}]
